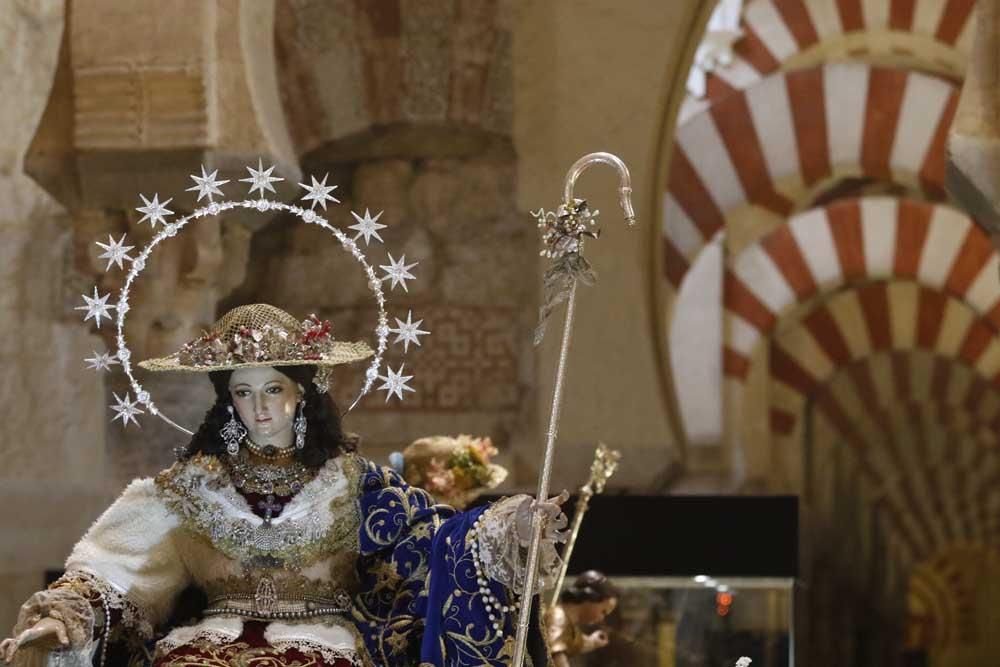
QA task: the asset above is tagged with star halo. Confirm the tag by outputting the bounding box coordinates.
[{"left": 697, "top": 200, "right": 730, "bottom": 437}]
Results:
[{"left": 79, "top": 160, "right": 428, "bottom": 434}]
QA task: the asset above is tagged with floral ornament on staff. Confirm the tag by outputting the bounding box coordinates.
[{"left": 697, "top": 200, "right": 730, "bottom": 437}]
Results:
[
  {"left": 75, "top": 160, "right": 428, "bottom": 434},
  {"left": 532, "top": 199, "right": 601, "bottom": 345}
]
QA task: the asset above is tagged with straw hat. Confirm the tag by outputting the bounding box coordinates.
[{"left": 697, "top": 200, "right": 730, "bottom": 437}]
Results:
[{"left": 139, "top": 304, "right": 373, "bottom": 375}]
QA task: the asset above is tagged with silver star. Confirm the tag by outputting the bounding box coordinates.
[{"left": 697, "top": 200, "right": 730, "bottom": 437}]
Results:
[
  {"left": 110, "top": 392, "right": 144, "bottom": 428},
  {"left": 349, "top": 208, "right": 387, "bottom": 246},
  {"left": 240, "top": 158, "right": 283, "bottom": 197},
  {"left": 84, "top": 350, "right": 120, "bottom": 372},
  {"left": 378, "top": 364, "right": 416, "bottom": 402},
  {"left": 380, "top": 253, "right": 418, "bottom": 292},
  {"left": 389, "top": 310, "right": 430, "bottom": 353},
  {"left": 135, "top": 193, "right": 174, "bottom": 228},
  {"left": 187, "top": 165, "right": 229, "bottom": 201},
  {"left": 95, "top": 233, "right": 135, "bottom": 271},
  {"left": 299, "top": 173, "right": 340, "bottom": 210},
  {"left": 76, "top": 287, "right": 115, "bottom": 329}
]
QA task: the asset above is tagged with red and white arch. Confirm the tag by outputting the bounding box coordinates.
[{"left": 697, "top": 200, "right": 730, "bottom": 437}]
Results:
[
  {"left": 697, "top": 0, "right": 974, "bottom": 106},
  {"left": 665, "top": 64, "right": 958, "bottom": 288},
  {"left": 725, "top": 198, "right": 999, "bottom": 379},
  {"left": 665, "top": 64, "right": 964, "bottom": 448}
]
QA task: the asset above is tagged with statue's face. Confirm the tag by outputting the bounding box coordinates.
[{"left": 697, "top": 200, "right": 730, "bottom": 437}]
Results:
[
  {"left": 228, "top": 366, "right": 303, "bottom": 448},
  {"left": 576, "top": 597, "right": 617, "bottom": 625}
]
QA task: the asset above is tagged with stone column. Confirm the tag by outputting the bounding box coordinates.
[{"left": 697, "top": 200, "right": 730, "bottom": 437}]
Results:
[
  {"left": 948, "top": 0, "right": 1000, "bottom": 252},
  {"left": 23, "top": 0, "right": 302, "bottom": 484},
  {"left": 0, "top": 0, "right": 104, "bottom": 637}
]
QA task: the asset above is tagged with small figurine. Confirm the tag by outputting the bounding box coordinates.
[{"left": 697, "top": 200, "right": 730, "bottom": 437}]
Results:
[{"left": 545, "top": 570, "right": 619, "bottom": 667}]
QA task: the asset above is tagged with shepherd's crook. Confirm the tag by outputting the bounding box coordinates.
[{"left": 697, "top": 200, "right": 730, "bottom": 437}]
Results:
[{"left": 511, "top": 152, "right": 635, "bottom": 667}]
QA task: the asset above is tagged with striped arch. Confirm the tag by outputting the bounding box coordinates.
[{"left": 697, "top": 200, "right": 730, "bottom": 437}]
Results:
[
  {"left": 701, "top": 0, "right": 974, "bottom": 104},
  {"left": 765, "top": 285, "right": 1000, "bottom": 556},
  {"left": 810, "top": 395, "right": 1000, "bottom": 554},
  {"left": 664, "top": 64, "right": 958, "bottom": 287},
  {"left": 725, "top": 198, "right": 998, "bottom": 378},
  {"left": 814, "top": 416, "right": 999, "bottom": 553},
  {"left": 769, "top": 282, "right": 1000, "bottom": 439}
]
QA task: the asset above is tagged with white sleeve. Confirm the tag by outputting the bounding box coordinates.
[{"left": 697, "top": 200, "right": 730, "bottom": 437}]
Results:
[{"left": 65, "top": 477, "right": 191, "bottom": 629}]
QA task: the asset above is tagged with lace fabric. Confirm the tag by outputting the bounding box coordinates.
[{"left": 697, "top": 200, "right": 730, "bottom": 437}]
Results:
[
  {"left": 154, "top": 453, "right": 360, "bottom": 568},
  {"left": 12, "top": 589, "right": 94, "bottom": 650},
  {"left": 153, "top": 620, "right": 242, "bottom": 661},
  {"left": 475, "top": 495, "right": 561, "bottom": 595},
  {"left": 265, "top": 638, "right": 361, "bottom": 666},
  {"left": 50, "top": 570, "right": 154, "bottom": 641}
]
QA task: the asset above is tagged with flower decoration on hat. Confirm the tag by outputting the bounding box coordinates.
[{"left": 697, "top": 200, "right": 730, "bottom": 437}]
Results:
[{"left": 76, "top": 160, "right": 429, "bottom": 433}]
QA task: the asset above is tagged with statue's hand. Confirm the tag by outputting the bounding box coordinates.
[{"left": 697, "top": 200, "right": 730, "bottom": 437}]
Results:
[
  {"left": 1, "top": 617, "right": 69, "bottom": 663},
  {"left": 514, "top": 491, "right": 570, "bottom": 546},
  {"left": 582, "top": 629, "right": 609, "bottom": 652}
]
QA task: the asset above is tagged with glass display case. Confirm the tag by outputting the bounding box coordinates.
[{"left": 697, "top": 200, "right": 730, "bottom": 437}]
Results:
[
  {"left": 578, "top": 575, "right": 793, "bottom": 667},
  {"left": 531, "top": 494, "right": 800, "bottom": 667}
]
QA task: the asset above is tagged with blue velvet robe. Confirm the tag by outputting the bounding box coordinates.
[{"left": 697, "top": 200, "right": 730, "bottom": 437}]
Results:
[{"left": 350, "top": 460, "right": 535, "bottom": 666}]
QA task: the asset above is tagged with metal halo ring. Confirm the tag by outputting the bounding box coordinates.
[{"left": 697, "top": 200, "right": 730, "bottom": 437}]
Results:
[{"left": 112, "top": 198, "right": 390, "bottom": 436}]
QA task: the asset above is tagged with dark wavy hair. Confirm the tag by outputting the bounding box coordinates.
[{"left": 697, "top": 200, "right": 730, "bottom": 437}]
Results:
[
  {"left": 179, "top": 364, "right": 356, "bottom": 468},
  {"left": 560, "top": 570, "right": 620, "bottom": 604}
]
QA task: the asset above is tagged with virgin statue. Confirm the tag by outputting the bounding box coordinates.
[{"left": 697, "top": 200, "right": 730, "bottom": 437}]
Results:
[{"left": 2, "top": 304, "right": 566, "bottom": 667}]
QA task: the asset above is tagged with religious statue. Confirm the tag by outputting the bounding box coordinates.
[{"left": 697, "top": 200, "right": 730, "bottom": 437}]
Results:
[
  {"left": 0, "top": 151, "right": 580, "bottom": 667},
  {"left": 0, "top": 148, "right": 636, "bottom": 667},
  {"left": 0, "top": 304, "right": 568, "bottom": 667},
  {"left": 390, "top": 435, "right": 508, "bottom": 510},
  {"left": 544, "top": 571, "right": 619, "bottom": 667}
]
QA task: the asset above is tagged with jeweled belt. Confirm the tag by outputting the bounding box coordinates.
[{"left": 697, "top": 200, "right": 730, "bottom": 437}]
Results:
[{"left": 205, "top": 591, "right": 353, "bottom": 621}]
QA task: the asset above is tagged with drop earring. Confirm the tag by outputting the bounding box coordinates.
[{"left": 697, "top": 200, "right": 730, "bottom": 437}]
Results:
[
  {"left": 294, "top": 400, "right": 307, "bottom": 450},
  {"left": 221, "top": 405, "right": 248, "bottom": 456}
]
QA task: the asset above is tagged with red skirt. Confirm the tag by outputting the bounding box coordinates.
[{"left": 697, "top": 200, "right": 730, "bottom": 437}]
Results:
[{"left": 154, "top": 621, "right": 355, "bottom": 667}]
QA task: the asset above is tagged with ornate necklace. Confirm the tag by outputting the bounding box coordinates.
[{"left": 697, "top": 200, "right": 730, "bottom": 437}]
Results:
[
  {"left": 227, "top": 450, "right": 314, "bottom": 496},
  {"left": 245, "top": 439, "right": 296, "bottom": 461}
]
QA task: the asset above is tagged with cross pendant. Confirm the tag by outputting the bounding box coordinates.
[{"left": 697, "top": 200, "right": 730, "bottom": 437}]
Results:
[{"left": 258, "top": 494, "right": 282, "bottom": 526}]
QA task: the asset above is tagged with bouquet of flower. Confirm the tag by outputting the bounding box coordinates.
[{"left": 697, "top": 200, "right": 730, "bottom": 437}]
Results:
[{"left": 392, "top": 435, "right": 508, "bottom": 508}]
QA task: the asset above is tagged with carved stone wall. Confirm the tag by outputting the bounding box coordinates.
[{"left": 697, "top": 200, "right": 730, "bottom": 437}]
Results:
[{"left": 0, "top": 0, "right": 109, "bottom": 637}]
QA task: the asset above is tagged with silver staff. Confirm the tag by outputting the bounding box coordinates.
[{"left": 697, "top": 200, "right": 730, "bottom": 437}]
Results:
[{"left": 511, "top": 152, "right": 635, "bottom": 667}]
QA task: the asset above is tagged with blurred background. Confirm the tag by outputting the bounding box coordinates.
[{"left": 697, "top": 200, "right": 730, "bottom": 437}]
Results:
[{"left": 2, "top": 1, "right": 998, "bottom": 665}]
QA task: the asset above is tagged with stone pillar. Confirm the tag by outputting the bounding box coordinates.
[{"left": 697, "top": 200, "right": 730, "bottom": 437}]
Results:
[
  {"left": 948, "top": 0, "right": 1000, "bottom": 253},
  {"left": 0, "top": 0, "right": 107, "bottom": 637},
  {"left": 23, "top": 0, "right": 302, "bottom": 484}
]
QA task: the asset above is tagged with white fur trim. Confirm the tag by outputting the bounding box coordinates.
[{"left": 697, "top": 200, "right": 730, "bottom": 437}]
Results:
[{"left": 66, "top": 478, "right": 189, "bottom": 626}]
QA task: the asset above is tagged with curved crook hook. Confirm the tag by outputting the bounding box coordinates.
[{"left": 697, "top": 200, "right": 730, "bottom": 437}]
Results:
[{"left": 563, "top": 151, "right": 636, "bottom": 226}]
